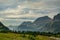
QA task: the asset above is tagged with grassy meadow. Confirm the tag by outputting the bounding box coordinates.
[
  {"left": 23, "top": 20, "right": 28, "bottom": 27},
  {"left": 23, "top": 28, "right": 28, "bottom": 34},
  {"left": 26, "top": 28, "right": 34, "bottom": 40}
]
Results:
[{"left": 0, "top": 32, "right": 55, "bottom": 40}]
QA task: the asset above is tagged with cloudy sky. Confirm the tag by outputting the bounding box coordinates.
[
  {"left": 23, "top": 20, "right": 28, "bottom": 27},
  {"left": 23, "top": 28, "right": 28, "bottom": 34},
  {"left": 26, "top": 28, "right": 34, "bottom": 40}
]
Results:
[{"left": 0, "top": 0, "right": 60, "bottom": 26}]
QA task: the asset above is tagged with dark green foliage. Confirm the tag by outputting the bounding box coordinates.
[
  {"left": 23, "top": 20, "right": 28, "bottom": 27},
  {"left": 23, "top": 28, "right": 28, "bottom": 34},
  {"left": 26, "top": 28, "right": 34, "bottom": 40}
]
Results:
[
  {"left": 0, "top": 22, "right": 10, "bottom": 32},
  {"left": 12, "top": 31, "right": 60, "bottom": 38}
]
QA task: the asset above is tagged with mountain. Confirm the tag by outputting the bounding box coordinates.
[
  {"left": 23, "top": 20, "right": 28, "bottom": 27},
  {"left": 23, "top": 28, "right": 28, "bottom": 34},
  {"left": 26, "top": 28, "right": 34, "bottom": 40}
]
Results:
[
  {"left": 53, "top": 13, "right": 60, "bottom": 20},
  {"left": 41, "top": 13, "right": 60, "bottom": 33},
  {"left": 8, "top": 25, "right": 18, "bottom": 32},
  {"left": 18, "top": 16, "right": 52, "bottom": 31},
  {"left": 32, "top": 16, "right": 52, "bottom": 30},
  {"left": 0, "top": 22, "right": 9, "bottom": 31},
  {"left": 34, "top": 16, "right": 51, "bottom": 22},
  {"left": 52, "top": 13, "right": 60, "bottom": 33},
  {"left": 17, "top": 13, "right": 60, "bottom": 33},
  {"left": 18, "top": 21, "right": 34, "bottom": 31},
  {"left": 34, "top": 16, "right": 51, "bottom": 25}
]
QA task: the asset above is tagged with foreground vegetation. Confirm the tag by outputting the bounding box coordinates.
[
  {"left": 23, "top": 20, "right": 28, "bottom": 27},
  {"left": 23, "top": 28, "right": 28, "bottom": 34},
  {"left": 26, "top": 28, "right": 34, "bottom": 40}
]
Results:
[
  {"left": 0, "top": 31, "right": 60, "bottom": 40},
  {"left": 0, "top": 32, "right": 55, "bottom": 40}
]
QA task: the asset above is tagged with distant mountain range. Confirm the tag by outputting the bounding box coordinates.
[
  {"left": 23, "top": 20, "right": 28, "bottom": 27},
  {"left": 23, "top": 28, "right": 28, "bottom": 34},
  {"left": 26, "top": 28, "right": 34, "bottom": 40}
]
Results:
[
  {"left": 0, "top": 13, "right": 60, "bottom": 33},
  {"left": 18, "top": 16, "right": 52, "bottom": 31},
  {"left": 18, "top": 13, "right": 60, "bottom": 33}
]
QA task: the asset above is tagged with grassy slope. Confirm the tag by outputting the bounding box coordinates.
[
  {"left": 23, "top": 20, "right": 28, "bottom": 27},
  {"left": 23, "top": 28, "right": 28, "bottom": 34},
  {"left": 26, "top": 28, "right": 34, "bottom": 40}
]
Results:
[{"left": 0, "top": 33, "right": 54, "bottom": 40}]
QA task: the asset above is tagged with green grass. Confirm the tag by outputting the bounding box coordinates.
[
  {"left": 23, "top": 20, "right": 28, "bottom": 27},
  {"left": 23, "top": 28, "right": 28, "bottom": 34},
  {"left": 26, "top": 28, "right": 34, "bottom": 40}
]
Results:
[{"left": 0, "top": 33, "right": 54, "bottom": 40}]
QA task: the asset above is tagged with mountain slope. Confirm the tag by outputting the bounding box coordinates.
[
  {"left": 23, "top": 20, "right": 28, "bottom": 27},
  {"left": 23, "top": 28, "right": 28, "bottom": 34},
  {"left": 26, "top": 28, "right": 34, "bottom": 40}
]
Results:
[
  {"left": 41, "top": 13, "right": 60, "bottom": 33},
  {"left": 18, "top": 16, "right": 52, "bottom": 31},
  {"left": 17, "top": 13, "right": 60, "bottom": 33},
  {"left": 54, "top": 13, "right": 60, "bottom": 20},
  {"left": 32, "top": 16, "right": 52, "bottom": 30},
  {"left": 18, "top": 21, "right": 34, "bottom": 31},
  {"left": 52, "top": 13, "right": 60, "bottom": 33},
  {"left": 0, "top": 22, "right": 9, "bottom": 31},
  {"left": 33, "top": 16, "right": 51, "bottom": 26}
]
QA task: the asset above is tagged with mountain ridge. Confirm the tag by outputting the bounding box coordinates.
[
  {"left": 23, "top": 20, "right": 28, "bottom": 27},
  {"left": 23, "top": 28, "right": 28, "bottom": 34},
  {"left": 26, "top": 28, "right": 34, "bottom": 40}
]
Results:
[
  {"left": 8, "top": 13, "right": 60, "bottom": 33},
  {"left": 0, "top": 22, "right": 10, "bottom": 31}
]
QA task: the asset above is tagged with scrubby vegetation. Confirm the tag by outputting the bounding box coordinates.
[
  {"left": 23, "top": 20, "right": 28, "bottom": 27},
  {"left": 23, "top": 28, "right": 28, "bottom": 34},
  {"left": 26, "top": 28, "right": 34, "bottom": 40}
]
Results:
[
  {"left": 0, "top": 30, "right": 60, "bottom": 40},
  {"left": 0, "top": 32, "right": 55, "bottom": 40},
  {"left": 12, "top": 31, "right": 60, "bottom": 38}
]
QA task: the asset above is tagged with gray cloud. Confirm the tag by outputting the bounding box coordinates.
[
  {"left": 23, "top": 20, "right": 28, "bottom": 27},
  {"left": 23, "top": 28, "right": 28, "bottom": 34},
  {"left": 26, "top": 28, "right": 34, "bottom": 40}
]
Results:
[{"left": 0, "top": 0, "right": 60, "bottom": 26}]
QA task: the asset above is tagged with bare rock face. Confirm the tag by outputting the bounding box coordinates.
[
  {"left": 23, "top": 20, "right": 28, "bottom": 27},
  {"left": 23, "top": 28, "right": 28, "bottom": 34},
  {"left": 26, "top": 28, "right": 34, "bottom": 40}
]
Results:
[
  {"left": 33, "top": 16, "right": 52, "bottom": 27},
  {"left": 17, "top": 13, "right": 60, "bottom": 33},
  {"left": 41, "top": 13, "right": 60, "bottom": 33},
  {"left": 18, "top": 16, "right": 52, "bottom": 31},
  {"left": 52, "top": 13, "right": 60, "bottom": 33},
  {"left": 53, "top": 13, "right": 60, "bottom": 20},
  {"left": 18, "top": 21, "right": 34, "bottom": 31}
]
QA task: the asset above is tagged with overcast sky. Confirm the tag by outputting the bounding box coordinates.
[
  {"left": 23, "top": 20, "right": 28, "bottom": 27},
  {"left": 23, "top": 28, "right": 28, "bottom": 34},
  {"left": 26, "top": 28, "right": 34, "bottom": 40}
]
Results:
[{"left": 0, "top": 0, "right": 60, "bottom": 26}]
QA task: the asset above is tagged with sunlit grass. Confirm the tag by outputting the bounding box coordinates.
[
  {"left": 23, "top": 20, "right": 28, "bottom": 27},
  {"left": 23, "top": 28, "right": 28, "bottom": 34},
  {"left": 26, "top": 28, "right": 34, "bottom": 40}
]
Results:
[{"left": 0, "top": 33, "right": 54, "bottom": 40}]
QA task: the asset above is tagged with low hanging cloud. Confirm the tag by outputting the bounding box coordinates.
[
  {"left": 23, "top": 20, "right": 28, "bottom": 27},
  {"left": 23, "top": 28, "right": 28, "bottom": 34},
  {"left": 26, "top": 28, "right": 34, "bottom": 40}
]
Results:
[{"left": 0, "top": 0, "right": 60, "bottom": 26}]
